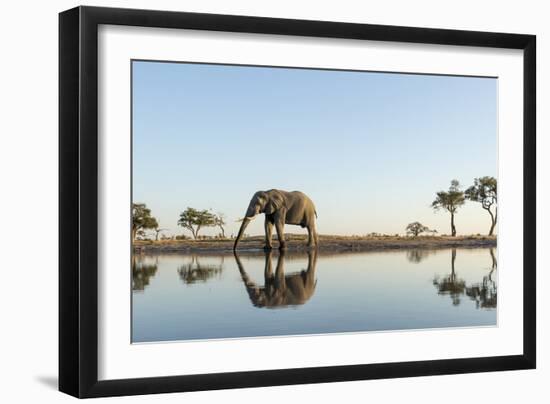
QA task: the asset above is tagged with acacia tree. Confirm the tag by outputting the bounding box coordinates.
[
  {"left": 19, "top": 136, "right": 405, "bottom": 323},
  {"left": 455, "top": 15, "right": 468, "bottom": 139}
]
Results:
[
  {"left": 431, "top": 180, "right": 465, "bottom": 237},
  {"left": 132, "top": 203, "right": 158, "bottom": 241},
  {"left": 178, "top": 207, "right": 216, "bottom": 239},
  {"left": 213, "top": 212, "right": 227, "bottom": 238},
  {"left": 406, "top": 222, "right": 436, "bottom": 237},
  {"left": 465, "top": 176, "right": 497, "bottom": 236}
]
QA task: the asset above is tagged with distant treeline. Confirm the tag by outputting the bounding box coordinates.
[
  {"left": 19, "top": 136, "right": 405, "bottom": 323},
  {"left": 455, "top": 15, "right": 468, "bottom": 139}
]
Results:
[
  {"left": 132, "top": 205, "right": 228, "bottom": 241},
  {"left": 132, "top": 176, "right": 497, "bottom": 241}
]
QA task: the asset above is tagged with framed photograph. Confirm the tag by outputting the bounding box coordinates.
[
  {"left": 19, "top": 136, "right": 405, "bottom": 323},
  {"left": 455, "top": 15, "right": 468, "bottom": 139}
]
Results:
[{"left": 59, "top": 6, "right": 536, "bottom": 398}]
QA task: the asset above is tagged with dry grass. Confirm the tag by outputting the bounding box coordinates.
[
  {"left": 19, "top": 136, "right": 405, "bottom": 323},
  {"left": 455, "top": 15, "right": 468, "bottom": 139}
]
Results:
[{"left": 134, "top": 234, "right": 496, "bottom": 254}]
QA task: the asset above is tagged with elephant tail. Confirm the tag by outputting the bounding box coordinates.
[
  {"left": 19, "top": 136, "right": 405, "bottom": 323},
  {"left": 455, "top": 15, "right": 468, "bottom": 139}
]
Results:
[{"left": 315, "top": 210, "right": 318, "bottom": 218}]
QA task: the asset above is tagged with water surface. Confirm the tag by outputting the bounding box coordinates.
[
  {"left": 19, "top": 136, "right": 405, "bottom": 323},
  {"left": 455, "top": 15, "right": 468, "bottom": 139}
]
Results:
[{"left": 132, "top": 248, "right": 497, "bottom": 342}]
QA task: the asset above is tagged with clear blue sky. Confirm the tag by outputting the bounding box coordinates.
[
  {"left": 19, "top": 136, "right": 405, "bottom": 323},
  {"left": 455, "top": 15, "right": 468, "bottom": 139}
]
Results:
[{"left": 132, "top": 60, "right": 497, "bottom": 237}]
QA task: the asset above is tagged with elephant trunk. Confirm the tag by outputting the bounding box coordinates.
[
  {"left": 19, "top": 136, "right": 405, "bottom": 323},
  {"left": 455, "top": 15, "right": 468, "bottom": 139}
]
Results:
[{"left": 234, "top": 218, "right": 251, "bottom": 250}]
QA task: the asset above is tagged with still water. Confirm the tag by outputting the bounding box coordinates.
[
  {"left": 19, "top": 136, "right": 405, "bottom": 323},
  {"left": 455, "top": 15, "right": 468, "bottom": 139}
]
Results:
[{"left": 132, "top": 248, "right": 497, "bottom": 343}]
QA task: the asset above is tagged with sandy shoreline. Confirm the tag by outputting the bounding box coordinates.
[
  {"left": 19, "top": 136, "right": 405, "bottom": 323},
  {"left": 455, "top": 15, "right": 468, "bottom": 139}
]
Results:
[{"left": 134, "top": 235, "right": 496, "bottom": 255}]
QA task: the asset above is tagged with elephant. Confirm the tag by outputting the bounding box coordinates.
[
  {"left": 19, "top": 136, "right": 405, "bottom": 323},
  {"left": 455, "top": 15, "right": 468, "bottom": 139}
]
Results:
[
  {"left": 233, "top": 189, "right": 318, "bottom": 250},
  {"left": 234, "top": 249, "right": 318, "bottom": 308}
]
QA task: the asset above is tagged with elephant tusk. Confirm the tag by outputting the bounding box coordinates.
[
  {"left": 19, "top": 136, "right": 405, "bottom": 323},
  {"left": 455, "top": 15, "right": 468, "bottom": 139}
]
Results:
[{"left": 236, "top": 216, "right": 256, "bottom": 223}]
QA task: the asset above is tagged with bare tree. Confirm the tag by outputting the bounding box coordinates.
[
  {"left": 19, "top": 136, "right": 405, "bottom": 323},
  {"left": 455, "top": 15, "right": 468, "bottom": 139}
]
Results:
[
  {"left": 153, "top": 227, "right": 167, "bottom": 241},
  {"left": 214, "top": 212, "right": 227, "bottom": 238}
]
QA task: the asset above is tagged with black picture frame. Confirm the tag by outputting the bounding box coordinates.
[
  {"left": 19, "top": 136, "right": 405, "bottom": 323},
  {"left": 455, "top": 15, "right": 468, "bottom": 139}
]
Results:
[{"left": 59, "top": 5, "right": 536, "bottom": 398}]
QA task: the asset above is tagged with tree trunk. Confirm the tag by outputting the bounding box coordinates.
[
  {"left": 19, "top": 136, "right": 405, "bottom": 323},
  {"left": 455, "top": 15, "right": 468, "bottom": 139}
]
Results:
[
  {"left": 492, "top": 207, "right": 497, "bottom": 235},
  {"left": 450, "top": 212, "right": 456, "bottom": 237},
  {"left": 132, "top": 227, "right": 137, "bottom": 241},
  {"left": 488, "top": 219, "right": 496, "bottom": 236},
  {"left": 486, "top": 207, "right": 496, "bottom": 236}
]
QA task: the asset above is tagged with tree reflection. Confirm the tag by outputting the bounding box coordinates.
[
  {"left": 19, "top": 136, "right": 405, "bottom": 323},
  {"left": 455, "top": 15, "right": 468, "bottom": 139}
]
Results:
[
  {"left": 177, "top": 255, "right": 224, "bottom": 284},
  {"left": 433, "top": 249, "right": 465, "bottom": 305},
  {"left": 465, "top": 249, "right": 497, "bottom": 308},
  {"left": 234, "top": 249, "right": 318, "bottom": 309},
  {"left": 433, "top": 248, "right": 497, "bottom": 309},
  {"left": 132, "top": 254, "right": 158, "bottom": 291},
  {"left": 406, "top": 249, "right": 433, "bottom": 264}
]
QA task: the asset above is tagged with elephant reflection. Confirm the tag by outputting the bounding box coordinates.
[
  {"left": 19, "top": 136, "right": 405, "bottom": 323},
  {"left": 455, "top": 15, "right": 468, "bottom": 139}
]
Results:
[
  {"left": 132, "top": 254, "right": 158, "bottom": 291},
  {"left": 433, "top": 248, "right": 497, "bottom": 308},
  {"left": 234, "top": 250, "right": 318, "bottom": 308},
  {"left": 178, "top": 255, "right": 224, "bottom": 284}
]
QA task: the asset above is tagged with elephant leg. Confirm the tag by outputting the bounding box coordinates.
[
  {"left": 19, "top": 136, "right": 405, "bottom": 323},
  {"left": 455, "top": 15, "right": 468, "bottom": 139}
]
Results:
[
  {"left": 275, "top": 219, "right": 286, "bottom": 250},
  {"left": 307, "top": 223, "right": 318, "bottom": 247},
  {"left": 264, "top": 218, "right": 273, "bottom": 250},
  {"left": 307, "top": 226, "right": 314, "bottom": 247}
]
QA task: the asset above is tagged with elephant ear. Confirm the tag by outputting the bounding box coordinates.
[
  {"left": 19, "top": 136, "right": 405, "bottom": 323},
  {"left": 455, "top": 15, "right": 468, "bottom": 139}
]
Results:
[{"left": 265, "top": 190, "right": 284, "bottom": 215}]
